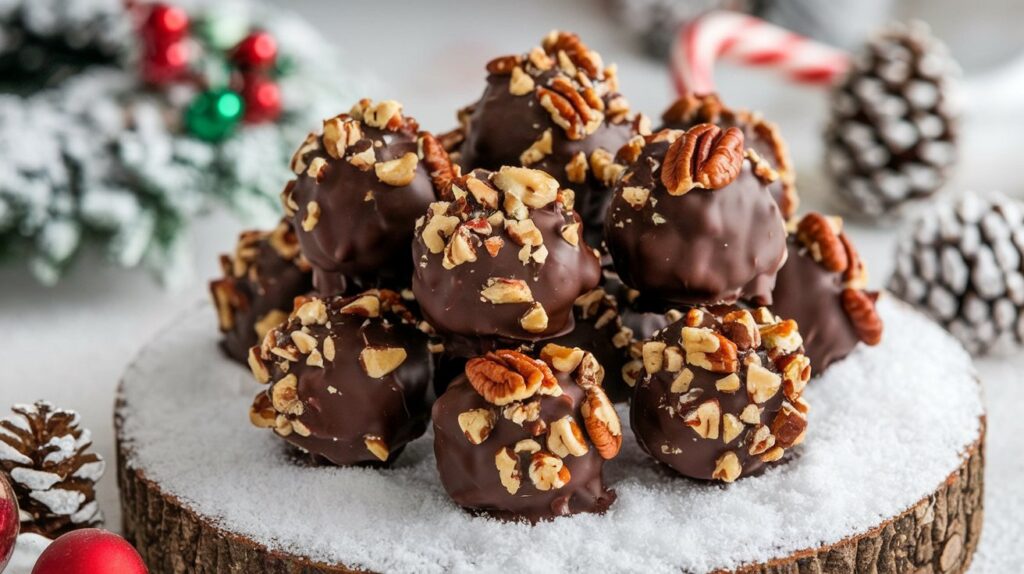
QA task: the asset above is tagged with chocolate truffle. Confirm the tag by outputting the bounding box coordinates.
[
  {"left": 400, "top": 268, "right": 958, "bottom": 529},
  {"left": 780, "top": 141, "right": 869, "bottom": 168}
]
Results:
[
  {"left": 454, "top": 31, "right": 642, "bottom": 245},
  {"left": 284, "top": 98, "right": 453, "bottom": 295},
  {"left": 432, "top": 347, "right": 621, "bottom": 521},
  {"left": 248, "top": 290, "right": 433, "bottom": 466},
  {"left": 631, "top": 307, "right": 812, "bottom": 482},
  {"left": 411, "top": 166, "right": 602, "bottom": 357},
  {"left": 771, "top": 213, "right": 883, "bottom": 374},
  {"left": 661, "top": 93, "right": 798, "bottom": 219},
  {"left": 210, "top": 219, "right": 313, "bottom": 364},
  {"left": 604, "top": 126, "right": 788, "bottom": 307},
  {"left": 547, "top": 288, "right": 634, "bottom": 403}
]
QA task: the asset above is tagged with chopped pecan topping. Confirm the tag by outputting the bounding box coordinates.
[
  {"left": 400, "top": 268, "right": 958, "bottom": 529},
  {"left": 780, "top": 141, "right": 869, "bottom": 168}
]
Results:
[
  {"left": 374, "top": 152, "right": 419, "bottom": 187},
  {"left": 520, "top": 129, "right": 553, "bottom": 166},
  {"left": 301, "top": 201, "right": 321, "bottom": 232},
  {"left": 771, "top": 401, "right": 808, "bottom": 448},
  {"left": 529, "top": 451, "right": 570, "bottom": 490},
  {"left": 340, "top": 294, "right": 381, "bottom": 318},
  {"left": 458, "top": 408, "right": 496, "bottom": 445},
  {"left": 547, "top": 416, "right": 589, "bottom": 457},
  {"left": 746, "top": 364, "right": 782, "bottom": 404},
  {"left": 359, "top": 346, "right": 408, "bottom": 378},
  {"left": 684, "top": 399, "right": 721, "bottom": 440},
  {"left": 322, "top": 115, "right": 362, "bottom": 159},
  {"left": 495, "top": 447, "right": 522, "bottom": 494},
  {"left": 660, "top": 124, "right": 745, "bottom": 195},
  {"left": 722, "top": 413, "right": 744, "bottom": 444},
  {"left": 540, "top": 344, "right": 585, "bottom": 373},
  {"left": 271, "top": 374, "right": 302, "bottom": 416},
  {"left": 519, "top": 303, "right": 549, "bottom": 333},
  {"left": 509, "top": 66, "right": 535, "bottom": 96},
  {"left": 364, "top": 435, "right": 389, "bottom": 461},
  {"left": 480, "top": 277, "right": 534, "bottom": 304},
  {"left": 712, "top": 451, "right": 742, "bottom": 482},
  {"left": 486, "top": 55, "right": 520, "bottom": 75}
]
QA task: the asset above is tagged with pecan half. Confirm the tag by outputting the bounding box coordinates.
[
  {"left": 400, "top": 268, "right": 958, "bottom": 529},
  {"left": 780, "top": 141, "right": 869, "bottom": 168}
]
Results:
[
  {"left": 486, "top": 55, "right": 520, "bottom": 75},
  {"left": 580, "top": 385, "right": 622, "bottom": 459},
  {"left": 797, "top": 213, "right": 848, "bottom": 273},
  {"left": 842, "top": 288, "right": 883, "bottom": 345},
  {"left": 660, "top": 124, "right": 745, "bottom": 195},
  {"left": 465, "top": 350, "right": 557, "bottom": 405},
  {"left": 419, "top": 132, "right": 457, "bottom": 195},
  {"left": 542, "top": 31, "right": 601, "bottom": 78}
]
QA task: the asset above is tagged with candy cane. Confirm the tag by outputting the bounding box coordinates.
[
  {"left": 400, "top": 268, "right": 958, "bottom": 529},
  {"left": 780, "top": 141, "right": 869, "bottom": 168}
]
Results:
[{"left": 672, "top": 11, "right": 851, "bottom": 96}]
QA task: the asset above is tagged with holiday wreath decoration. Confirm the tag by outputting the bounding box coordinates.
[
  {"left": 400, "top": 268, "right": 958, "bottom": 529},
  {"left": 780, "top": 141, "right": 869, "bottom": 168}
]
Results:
[{"left": 0, "top": 0, "right": 358, "bottom": 285}]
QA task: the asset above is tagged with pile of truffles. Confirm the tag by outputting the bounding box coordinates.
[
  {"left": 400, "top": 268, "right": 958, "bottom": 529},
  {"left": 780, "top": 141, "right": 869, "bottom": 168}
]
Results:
[{"left": 211, "top": 30, "right": 886, "bottom": 522}]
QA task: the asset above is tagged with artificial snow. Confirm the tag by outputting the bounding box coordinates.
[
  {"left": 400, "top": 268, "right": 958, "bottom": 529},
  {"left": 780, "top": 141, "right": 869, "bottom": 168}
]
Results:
[{"left": 118, "top": 297, "right": 983, "bottom": 574}]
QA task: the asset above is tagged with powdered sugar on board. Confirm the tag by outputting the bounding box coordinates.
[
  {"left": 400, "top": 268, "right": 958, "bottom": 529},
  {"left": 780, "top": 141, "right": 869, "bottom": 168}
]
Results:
[{"left": 118, "top": 297, "right": 983, "bottom": 573}]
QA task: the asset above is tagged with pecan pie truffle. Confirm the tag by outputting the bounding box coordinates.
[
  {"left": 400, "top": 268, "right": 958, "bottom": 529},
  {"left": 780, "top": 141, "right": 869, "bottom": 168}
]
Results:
[
  {"left": 631, "top": 307, "right": 811, "bottom": 482},
  {"left": 210, "top": 219, "right": 313, "bottom": 363},
  {"left": 771, "top": 213, "right": 883, "bottom": 374},
  {"left": 604, "top": 126, "right": 788, "bottom": 307},
  {"left": 432, "top": 347, "right": 621, "bottom": 521},
  {"left": 247, "top": 290, "right": 433, "bottom": 466},
  {"left": 411, "top": 166, "right": 602, "bottom": 357},
  {"left": 661, "top": 93, "right": 798, "bottom": 218},
  {"left": 284, "top": 98, "right": 453, "bottom": 295},
  {"left": 454, "top": 31, "right": 641, "bottom": 244}
]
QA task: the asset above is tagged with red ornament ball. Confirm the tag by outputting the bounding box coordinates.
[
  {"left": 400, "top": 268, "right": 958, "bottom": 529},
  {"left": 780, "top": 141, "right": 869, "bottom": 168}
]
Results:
[
  {"left": 142, "top": 40, "right": 190, "bottom": 85},
  {"left": 32, "top": 529, "right": 147, "bottom": 574},
  {"left": 0, "top": 473, "right": 18, "bottom": 572},
  {"left": 232, "top": 31, "right": 278, "bottom": 70},
  {"left": 142, "top": 4, "right": 189, "bottom": 45},
  {"left": 240, "top": 75, "right": 282, "bottom": 123}
]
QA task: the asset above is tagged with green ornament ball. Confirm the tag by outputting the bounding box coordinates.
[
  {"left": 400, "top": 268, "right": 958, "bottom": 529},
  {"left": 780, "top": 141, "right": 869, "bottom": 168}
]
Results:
[{"left": 186, "top": 89, "right": 244, "bottom": 142}]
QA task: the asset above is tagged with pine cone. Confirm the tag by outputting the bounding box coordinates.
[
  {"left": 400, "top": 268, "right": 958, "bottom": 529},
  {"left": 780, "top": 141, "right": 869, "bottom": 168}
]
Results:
[
  {"left": 825, "top": 21, "right": 960, "bottom": 217},
  {"left": 0, "top": 401, "right": 105, "bottom": 537},
  {"left": 889, "top": 192, "right": 1024, "bottom": 356}
]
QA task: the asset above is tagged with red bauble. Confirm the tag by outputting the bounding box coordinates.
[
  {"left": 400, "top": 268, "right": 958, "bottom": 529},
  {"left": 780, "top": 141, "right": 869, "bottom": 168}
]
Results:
[
  {"left": 143, "top": 4, "right": 189, "bottom": 45},
  {"left": 142, "top": 40, "right": 190, "bottom": 85},
  {"left": 32, "top": 529, "right": 147, "bottom": 574},
  {"left": 231, "top": 31, "right": 278, "bottom": 70},
  {"left": 0, "top": 473, "right": 18, "bottom": 572},
  {"left": 239, "top": 75, "right": 283, "bottom": 123}
]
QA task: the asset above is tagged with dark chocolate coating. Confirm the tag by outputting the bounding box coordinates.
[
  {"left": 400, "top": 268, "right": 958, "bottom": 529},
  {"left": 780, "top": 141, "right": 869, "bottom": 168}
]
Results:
[
  {"left": 210, "top": 219, "right": 312, "bottom": 364},
  {"left": 631, "top": 308, "right": 810, "bottom": 482},
  {"left": 412, "top": 168, "right": 602, "bottom": 358},
  {"left": 287, "top": 112, "right": 438, "bottom": 295},
  {"left": 660, "top": 94, "right": 798, "bottom": 219},
  {"left": 604, "top": 138, "right": 788, "bottom": 307},
  {"left": 432, "top": 369, "right": 615, "bottom": 522},
  {"left": 251, "top": 291, "right": 433, "bottom": 466}
]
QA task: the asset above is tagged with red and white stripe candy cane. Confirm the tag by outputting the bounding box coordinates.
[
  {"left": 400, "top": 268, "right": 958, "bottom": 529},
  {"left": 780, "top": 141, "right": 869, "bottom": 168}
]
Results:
[{"left": 672, "top": 11, "right": 851, "bottom": 95}]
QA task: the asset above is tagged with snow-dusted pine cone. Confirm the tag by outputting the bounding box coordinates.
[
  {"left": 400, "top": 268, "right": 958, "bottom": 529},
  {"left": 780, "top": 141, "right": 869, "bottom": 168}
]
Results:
[
  {"left": 889, "top": 192, "right": 1024, "bottom": 355},
  {"left": 0, "top": 401, "right": 105, "bottom": 537},
  {"left": 825, "top": 21, "right": 959, "bottom": 217}
]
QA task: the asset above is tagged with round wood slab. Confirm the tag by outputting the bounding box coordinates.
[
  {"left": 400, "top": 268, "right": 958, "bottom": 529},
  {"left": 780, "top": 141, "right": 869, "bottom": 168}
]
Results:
[{"left": 116, "top": 298, "right": 984, "bottom": 573}]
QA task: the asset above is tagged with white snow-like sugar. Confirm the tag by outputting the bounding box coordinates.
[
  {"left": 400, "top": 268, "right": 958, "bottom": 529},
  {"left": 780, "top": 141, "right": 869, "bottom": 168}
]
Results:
[{"left": 118, "top": 298, "right": 983, "bottom": 574}]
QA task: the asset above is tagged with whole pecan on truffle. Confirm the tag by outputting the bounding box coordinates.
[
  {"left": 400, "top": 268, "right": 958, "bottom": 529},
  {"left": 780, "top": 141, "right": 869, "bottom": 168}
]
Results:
[
  {"left": 465, "top": 350, "right": 559, "bottom": 406},
  {"left": 661, "top": 124, "right": 745, "bottom": 195}
]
